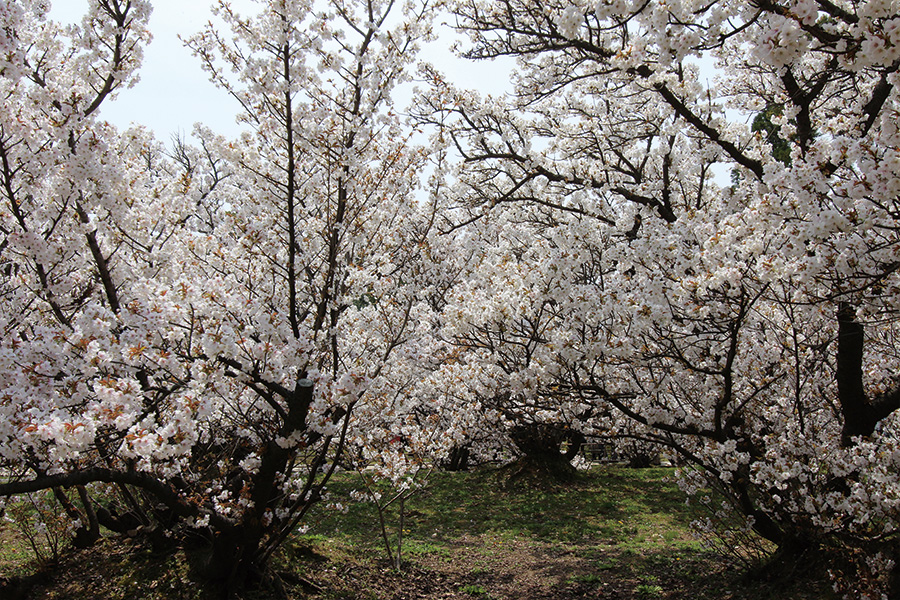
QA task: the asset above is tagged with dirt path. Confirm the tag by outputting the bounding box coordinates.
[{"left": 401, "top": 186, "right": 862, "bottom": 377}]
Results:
[{"left": 310, "top": 533, "right": 718, "bottom": 600}]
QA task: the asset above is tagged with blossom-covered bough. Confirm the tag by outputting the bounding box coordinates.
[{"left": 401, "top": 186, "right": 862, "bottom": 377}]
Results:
[
  {"left": 4, "top": 0, "right": 900, "bottom": 596},
  {"left": 0, "top": 0, "right": 155, "bottom": 546},
  {"left": 0, "top": 0, "right": 445, "bottom": 591},
  {"left": 420, "top": 0, "right": 900, "bottom": 595}
]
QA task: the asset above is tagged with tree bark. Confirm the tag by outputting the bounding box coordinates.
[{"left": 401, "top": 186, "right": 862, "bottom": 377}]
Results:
[
  {"left": 507, "top": 423, "right": 578, "bottom": 481},
  {"left": 836, "top": 305, "right": 900, "bottom": 446},
  {"left": 442, "top": 445, "right": 471, "bottom": 471}
]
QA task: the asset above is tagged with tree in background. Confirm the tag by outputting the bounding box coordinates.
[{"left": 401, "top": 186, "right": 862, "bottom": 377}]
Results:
[{"left": 435, "top": 204, "right": 596, "bottom": 477}]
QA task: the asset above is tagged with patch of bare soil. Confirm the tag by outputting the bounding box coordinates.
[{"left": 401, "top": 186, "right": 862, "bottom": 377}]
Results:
[
  {"left": 3, "top": 537, "right": 208, "bottom": 600},
  {"left": 2, "top": 531, "right": 832, "bottom": 600},
  {"left": 313, "top": 538, "right": 674, "bottom": 600},
  {"left": 310, "top": 540, "right": 608, "bottom": 600},
  {"left": 415, "top": 534, "right": 607, "bottom": 599},
  {"left": 303, "top": 533, "right": 831, "bottom": 600}
]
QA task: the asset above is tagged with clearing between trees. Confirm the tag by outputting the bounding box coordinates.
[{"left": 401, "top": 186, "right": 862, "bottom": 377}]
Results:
[{"left": 0, "top": 466, "right": 834, "bottom": 600}]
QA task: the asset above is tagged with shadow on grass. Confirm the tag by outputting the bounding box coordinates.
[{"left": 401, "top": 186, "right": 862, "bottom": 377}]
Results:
[
  {"left": 294, "top": 465, "right": 836, "bottom": 600},
  {"left": 306, "top": 465, "right": 701, "bottom": 547},
  {"left": 0, "top": 465, "right": 837, "bottom": 600}
]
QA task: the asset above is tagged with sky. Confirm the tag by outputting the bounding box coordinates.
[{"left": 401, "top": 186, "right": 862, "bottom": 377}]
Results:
[
  {"left": 49, "top": 1, "right": 513, "bottom": 140},
  {"left": 51, "top": 1, "right": 251, "bottom": 137}
]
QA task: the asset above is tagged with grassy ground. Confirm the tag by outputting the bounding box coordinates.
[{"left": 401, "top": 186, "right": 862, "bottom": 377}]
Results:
[{"left": 0, "top": 465, "right": 835, "bottom": 599}]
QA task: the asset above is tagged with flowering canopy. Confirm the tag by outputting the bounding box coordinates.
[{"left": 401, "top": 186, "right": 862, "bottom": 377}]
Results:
[
  {"left": 419, "top": 0, "right": 900, "bottom": 595},
  {"left": 2, "top": 0, "right": 900, "bottom": 596},
  {"left": 0, "top": 0, "right": 445, "bottom": 586}
]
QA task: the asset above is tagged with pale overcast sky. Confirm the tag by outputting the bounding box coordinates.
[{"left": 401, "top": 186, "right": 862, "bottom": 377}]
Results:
[
  {"left": 49, "top": 1, "right": 512, "bottom": 140},
  {"left": 50, "top": 1, "right": 253, "bottom": 137}
]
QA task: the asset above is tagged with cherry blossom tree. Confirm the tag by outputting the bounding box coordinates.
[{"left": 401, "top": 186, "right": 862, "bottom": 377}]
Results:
[
  {"left": 0, "top": 0, "right": 155, "bottom": 548},
  {"left": 5, "top": 0, "right": 900, "bottom": 596},
  {"left": 0, "top": 0, "right": 442, "bottom": 591},
  {"left": 433, "top": 206, "right": 595, "bottom": 475},
  {"left": 421, "top": 0, "right": 900, "bottom": 594}
]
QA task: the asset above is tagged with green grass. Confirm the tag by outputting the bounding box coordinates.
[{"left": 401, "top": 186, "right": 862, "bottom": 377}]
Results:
[
  {"left": 305, "top": 466, "right": 700, "bottom": 549},
  {"left": 0, "top": 529, "right": 38, "bottom": 578},
  {"left": 460, "top": 583, "right": 490, "bottom": 595},
  {"left": 636, "top": 583, "right": 665, "bottom": 598},
  {"left": 566, "top": 572, "right": 604, "bottom": 584},
  {"left": 292, "top": 465, "right": 834, "bottom": 600},
  {"left": 0, "top": 465, "right": 836, "bottom": 600}
]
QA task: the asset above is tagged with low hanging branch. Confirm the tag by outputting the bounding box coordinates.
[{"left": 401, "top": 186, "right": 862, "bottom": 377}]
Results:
[{"left": 0, "top": 467, "right": 233, "bottom": 531}]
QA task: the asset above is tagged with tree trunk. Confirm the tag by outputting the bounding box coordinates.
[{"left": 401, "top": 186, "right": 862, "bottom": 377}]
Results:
[
  {"left": 507, "top": 423, "right": 578, "bottom": 481},
  {"left": 442, "top": 445, "right": 471, "bottom": 471},
  {"left": 562, "top": 431, "right": 586, "bottom": 462},
  {"left": 837, "top": 304, "right": 873, "bottom": 447},
  {"left": 836, "top": 304, "right": 900, "bottom": 446}
]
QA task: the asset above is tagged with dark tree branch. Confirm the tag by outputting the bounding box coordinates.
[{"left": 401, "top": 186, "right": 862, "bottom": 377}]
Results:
[
  {"left": 0, "top": 468, "right": 232, "bottom": 530},
  {"left": 835, "top": 304, "right": 900, "bottom": 446},
  {"left": 861, "top": 58, "right": 900, "bottom": 135}
]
